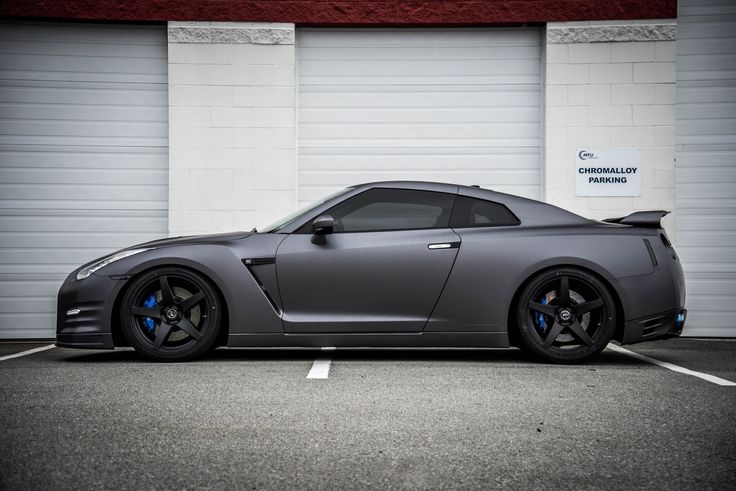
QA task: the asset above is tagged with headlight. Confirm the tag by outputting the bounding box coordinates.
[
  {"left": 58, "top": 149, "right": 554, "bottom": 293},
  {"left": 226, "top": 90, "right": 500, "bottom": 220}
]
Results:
[{"left": 76, "top": 248, "right": 152, "bottom": 280}]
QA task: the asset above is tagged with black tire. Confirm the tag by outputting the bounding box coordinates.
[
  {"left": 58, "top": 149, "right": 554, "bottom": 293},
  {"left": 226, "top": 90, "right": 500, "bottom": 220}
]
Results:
[
  {"left": 516, "top": 268, "right": 616, "bottom": 364},
  {"left": 120, "top": 267, "right": 222, "bottom": 362}
]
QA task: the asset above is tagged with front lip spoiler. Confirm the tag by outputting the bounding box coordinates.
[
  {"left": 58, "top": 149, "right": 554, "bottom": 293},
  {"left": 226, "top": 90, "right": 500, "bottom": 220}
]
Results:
[{"left": 56, "top": 333, "right": 114, "bottom": 349}]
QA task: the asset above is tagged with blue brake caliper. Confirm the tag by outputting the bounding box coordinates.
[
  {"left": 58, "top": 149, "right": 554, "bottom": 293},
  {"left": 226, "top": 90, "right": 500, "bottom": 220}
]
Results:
[
  {"left": 535, "top": 297, "right": 548, "bottom": 333},
  {"left": 142, "top": 294, "right": 158, "bottom": 334}
]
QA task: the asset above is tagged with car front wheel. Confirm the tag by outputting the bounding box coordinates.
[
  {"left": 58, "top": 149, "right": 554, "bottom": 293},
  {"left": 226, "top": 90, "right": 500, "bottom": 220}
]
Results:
[{"left": 120, "top": 267, "right": 222, "bottom": 362}]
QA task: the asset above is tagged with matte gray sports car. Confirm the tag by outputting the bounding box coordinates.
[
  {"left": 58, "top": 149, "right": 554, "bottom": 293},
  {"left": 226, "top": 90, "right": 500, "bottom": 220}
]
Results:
[{"left": 57, "top": 181, "right": 686, "bottom": 363}]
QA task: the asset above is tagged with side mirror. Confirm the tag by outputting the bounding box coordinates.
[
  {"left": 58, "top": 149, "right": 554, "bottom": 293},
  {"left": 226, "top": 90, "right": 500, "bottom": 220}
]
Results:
[{"left": 311, "top": 215, "right": 334, "bottom": 235}]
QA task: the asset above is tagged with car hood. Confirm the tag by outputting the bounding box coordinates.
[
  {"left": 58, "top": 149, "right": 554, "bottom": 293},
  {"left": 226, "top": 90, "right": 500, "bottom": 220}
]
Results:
[{"left": 134, "top": 231, "right": 255, "bottom": 249}]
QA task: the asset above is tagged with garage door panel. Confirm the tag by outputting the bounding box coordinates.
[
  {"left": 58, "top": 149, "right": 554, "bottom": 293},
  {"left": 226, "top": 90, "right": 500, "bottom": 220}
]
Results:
[
  {"left": 0, "top": 85, "right": 167, "bottom": 106},
  {"left": 300, "top": 153, "right": 540, "bottom": 171},
  {"left": 0, "top": 121, "right": 167, "bottom": 139},
  {"left": 0, "top": 183, "right": 166, "bottom": 201},
  {"left": 0, "top": 22, "right": 165, "bottom": 44},
  {"left": 0, "top": 298, "right": 56, "bottom": 315},
  {"left": 0, "top": 281, "right": 61, "bottom": 298},
  {"left": 0, "top": 232, "right": 159, "bottom": 249},
  {"left": 677, "top": 149, "right": 736, "bottom": 165},
  {"left": 1, "top": 70, "right": 166, "bottom": 85},
  {"left": 299, "top": 28, "right": 539, "bottom": 47},
  {"left": 676, "top": 182, "right": 736, "bottom": 199},
  {"left": 299, "top": 170, "right": 540, "bottom": 186},
  {"left": 676, "top": 166, "right": 736, "bottom": 182},
  {"left": 300, "top": 106, "right": 539, "bottom": 124},
  {"left": 677, "top": 231, "right": 736, "bottom": 247},
  {"left": 298, "top": 28, "right": 541, "bottom": 205},
  {"left": 676, "top": 53, "right": 736, "bottom": 72},
  {"left": 298, "top": 45, "right": 540, "bottom": 61},
  {"left": 0, "top": 39, "right": 166, "bottom": 58},
  {"left": 0, "top": 22, "right": 168, "bottom": 339},
  {"left": 0, "top": 168, "right": 167, "bottom": 186},
  {"left": 303, "top": 83, "right": 540, "bottom": 93},
  {"left": 0, "top": 200, "right": 167, "bottom": 213},
  {"left": 676, "top": 2, "right": 736, "bottom": 335},
  {"left": 300, "top": 58, "right": 539, "bottom": 77},
  {"left": 677, "top": 198, "right": 736, "bottom": 210},
  {"left": 0, "top": 216, "right": 166, "bottom": 233},
  {"left": 0, "top": 135, "right": 167, "bottom": 148},
  {"left": 678, "top": 85, "right": 736, "bottom": 103},
  {"left": 0, "top": 104, "right": 167, "bottom": 123},
  {"left": 686, "top": 278, "right": 736, "bottom": 295},
  {"left": 676, "top": 102, "right": 736, "bottom": 119},
  {"left": 300, "top": 75, "right": 541, "bottom": 87},
  {"left": 677, "top": 213, "right": 736, "bottom": 231},
  {"left": 1, "top": 248, "right": 120, "bottom": 265},
  {"left": 300, "top": 92, "right": 539, "bottom": 108},
  {"left": 0, "top": 151, "right": 166, "bottom": 169},
  {"left": 299, "top": 138, "right": 539, "bottom": 150},
  {"left": 0, "top": 53, "right": 166, "bottom": 74},
  {"left": 0, "top": 314, "right": 54, "bottom": 337},
  {"left": 299, "top": 123, "right": 540, "bottom": 140},
  {"left": 676, "top": 118, "right": 736, "bottom": 136}
]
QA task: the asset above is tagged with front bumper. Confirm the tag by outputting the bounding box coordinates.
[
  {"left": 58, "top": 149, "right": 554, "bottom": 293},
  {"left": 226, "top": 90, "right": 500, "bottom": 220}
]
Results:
[{"left": 56, "top": 270, "right": 121, "bottom": 349}]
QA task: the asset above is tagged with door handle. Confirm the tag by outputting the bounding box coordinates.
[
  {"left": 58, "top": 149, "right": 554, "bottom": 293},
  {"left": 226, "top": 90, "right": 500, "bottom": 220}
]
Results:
[{"left": 428, "top": 242, "right": 460, "bottom": 250}]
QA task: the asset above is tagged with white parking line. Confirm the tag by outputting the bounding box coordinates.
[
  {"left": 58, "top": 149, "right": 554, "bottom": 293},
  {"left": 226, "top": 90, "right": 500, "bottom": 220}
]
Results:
[
  {"left": 306, "top": 347, "right": 335, "bottom": 379},
  {"left": 607, "top": 343, "right": 736, "bottom": 387},
  {"left": 0, "top": 344, "right": 55, "bottom": 362}
]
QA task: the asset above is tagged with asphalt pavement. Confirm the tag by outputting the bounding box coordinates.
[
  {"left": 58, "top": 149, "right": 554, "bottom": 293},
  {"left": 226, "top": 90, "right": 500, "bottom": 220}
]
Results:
[{"left": 1, "top": 338, "right": 735, "bottom": 490}]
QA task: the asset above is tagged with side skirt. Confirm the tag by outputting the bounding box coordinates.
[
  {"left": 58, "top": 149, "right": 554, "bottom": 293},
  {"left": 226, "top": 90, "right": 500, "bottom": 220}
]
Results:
[{"left": 227, "top": 331, "right": 509, "bottom": 348}]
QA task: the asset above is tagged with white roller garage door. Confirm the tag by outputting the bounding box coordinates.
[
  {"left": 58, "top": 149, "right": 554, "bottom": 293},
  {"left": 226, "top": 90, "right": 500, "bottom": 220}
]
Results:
[
  {"left": 297, "top": 28, "right": 541, "bottom": 206},
  {"left": 676, "top": 0, "right": 736, "bottom": 337},
  {"left": 0, "top": 22, "right": 168, "bottom": 339}
]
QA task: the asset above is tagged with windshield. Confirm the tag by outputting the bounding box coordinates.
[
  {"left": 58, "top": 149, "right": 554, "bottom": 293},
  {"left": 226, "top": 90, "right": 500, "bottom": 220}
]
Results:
[{"left": 259, "top": 188, "right": 352, "bottom": 233}]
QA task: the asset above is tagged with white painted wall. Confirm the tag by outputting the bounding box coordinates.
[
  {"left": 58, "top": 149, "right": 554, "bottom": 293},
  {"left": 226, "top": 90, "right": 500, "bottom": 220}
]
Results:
[
  {"left": 167, "top": 22, "right": 296, "bottom": 236},
  {"left": 544, "top": 21, "right": 678, "bottom": 237}
]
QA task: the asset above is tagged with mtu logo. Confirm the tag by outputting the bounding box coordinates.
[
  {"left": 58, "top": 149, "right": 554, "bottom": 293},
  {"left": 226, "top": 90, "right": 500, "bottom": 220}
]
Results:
[{"left": 578, "top": 150, "right": 598, "bottom": 160}]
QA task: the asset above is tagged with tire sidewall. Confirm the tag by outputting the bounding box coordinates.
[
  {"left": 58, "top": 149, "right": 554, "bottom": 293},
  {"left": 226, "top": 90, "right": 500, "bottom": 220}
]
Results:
[
  {"left": 120, "top": 267, "right": 222, "bottom": 362},
  {"left": 516, "top": 268, "right": 616, "bottom": 364}
]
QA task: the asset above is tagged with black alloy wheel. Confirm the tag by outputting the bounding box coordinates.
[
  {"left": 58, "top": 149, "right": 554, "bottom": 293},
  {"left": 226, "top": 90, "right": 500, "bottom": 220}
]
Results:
[
  {"left": 516, "top": 268, "right": 616, "bottom": 363},
  {"left": 120, "top": 267, "right": 222, "bottom": 362}
]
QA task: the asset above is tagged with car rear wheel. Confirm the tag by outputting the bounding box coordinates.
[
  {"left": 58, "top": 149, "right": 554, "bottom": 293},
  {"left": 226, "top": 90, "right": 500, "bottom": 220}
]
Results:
[
  {"left": 120, "top": 267, "right": 221, "bottom": 362},
  {"left": 516, "top": 268, "right": 616, "bottom": 364}
]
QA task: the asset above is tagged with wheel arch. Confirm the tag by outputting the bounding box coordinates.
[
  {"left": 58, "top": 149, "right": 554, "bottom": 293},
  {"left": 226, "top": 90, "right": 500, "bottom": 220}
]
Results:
[
  {"left": 110, "top": 261, "right": 231, "bottom": 348},
  {"left": 505, "top": 261, "right": 626, "bottom": 347}
]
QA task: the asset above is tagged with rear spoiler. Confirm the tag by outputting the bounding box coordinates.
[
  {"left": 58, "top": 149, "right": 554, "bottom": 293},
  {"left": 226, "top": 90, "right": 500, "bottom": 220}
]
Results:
[{"left": 603, "top": 210, "right": 669, "bottom": 228}]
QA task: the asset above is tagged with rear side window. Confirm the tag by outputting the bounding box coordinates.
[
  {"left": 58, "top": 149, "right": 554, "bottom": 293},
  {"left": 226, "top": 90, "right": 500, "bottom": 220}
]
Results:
[{"left": 449, "top": 196, "right": 520, "bottom": 228}]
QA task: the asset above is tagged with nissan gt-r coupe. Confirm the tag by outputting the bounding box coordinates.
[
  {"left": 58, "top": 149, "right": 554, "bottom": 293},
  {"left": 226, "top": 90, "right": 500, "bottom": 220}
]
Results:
[{"left": 56, "top": 181, "right": 686, "bottom": 363}]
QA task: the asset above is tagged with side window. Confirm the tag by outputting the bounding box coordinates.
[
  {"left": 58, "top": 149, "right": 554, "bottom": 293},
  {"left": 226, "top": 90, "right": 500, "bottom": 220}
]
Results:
[
  {"left": 449, "top": 196, "right": 520, "bottom": 228},
  {"left": 323, "top": 188, "right": 456, "bottom": 233}
]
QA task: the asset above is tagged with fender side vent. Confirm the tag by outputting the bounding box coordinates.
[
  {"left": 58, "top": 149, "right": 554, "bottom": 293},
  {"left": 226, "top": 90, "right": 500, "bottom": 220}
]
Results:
[{"left": 241, "top": 259, "right": 281, "bottom": 314}]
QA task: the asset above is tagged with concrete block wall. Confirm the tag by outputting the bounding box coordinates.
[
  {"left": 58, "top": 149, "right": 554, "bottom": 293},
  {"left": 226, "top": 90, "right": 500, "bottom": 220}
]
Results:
[
  {"left": 167, "top": 22, "right": 296, "bottom": 236},
  {"left": 544, "top": 21, "right": 678, "bottom": 237}
]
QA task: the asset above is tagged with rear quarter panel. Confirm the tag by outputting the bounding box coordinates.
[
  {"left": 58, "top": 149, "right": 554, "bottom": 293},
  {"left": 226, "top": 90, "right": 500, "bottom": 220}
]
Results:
[{"left": 426, "top": 226, "right": 661, "bottom": 338}]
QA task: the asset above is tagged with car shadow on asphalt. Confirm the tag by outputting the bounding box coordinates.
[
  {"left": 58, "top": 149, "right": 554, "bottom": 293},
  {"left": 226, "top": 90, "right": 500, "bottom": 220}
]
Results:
[{"left": 56, "top": 346, "right": 644, "bottom": 367}]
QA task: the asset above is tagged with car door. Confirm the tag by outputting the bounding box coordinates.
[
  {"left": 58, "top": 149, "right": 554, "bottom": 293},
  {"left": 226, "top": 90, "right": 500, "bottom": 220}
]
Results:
[{"left": 275, "top": 188, "right": 461, "bottom": 333}]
